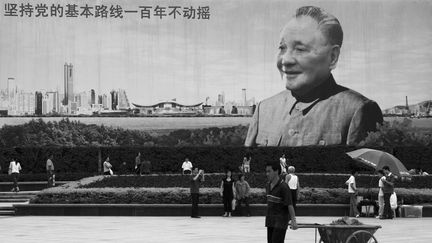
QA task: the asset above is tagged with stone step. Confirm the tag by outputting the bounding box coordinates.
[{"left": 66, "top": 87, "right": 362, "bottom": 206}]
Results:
[
  {"left": 0, "top": 196, "right": 34, "bottom": 200},
  {"left": 0, "top": 206, "right": 15, "bottom": 216},
  {"left": 0, "top": 191, "right": 39, "bottom": 195},
  {"left": 0, "top": 181, "right": 69, "bottom": 192},
  {"left": 0, "top": 211, "right": 15, "bottom": 216},
  {"left": 0, "top": 206, "right": 14, "bottom": 210},
  {"left": 0, "top": 199, "right": 29, "bottom": 203},
  {"left": 0, "top": 191, "right": 38, "bottom": 200}
]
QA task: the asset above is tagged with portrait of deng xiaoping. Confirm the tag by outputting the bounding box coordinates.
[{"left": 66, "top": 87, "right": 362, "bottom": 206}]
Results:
[{"left": 245, "top": 6, "right": 383, "bottom": 147}]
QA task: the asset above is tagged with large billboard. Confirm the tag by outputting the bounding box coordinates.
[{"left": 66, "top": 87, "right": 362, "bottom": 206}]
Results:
[{"left": 0, "top": 0, "right": 431, "bottom": 147}]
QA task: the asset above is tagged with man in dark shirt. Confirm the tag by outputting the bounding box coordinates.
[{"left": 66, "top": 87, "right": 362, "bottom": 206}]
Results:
[
  {"left": 381, "top": 166, "right": 396, "bottom": 219},
  {"left": 266, "top": 162, "right": 297, "bottom": 243},
  {"left": 245, "top": 6, "right": 383, "bottom": 147},
  {"left": 190, "top": 167, "right": 205, "bottom": 218}
]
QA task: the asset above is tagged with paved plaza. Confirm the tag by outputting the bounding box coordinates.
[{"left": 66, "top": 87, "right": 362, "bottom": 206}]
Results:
[{"left": 0, "top": 216, "right": 431, "bottom": 242}]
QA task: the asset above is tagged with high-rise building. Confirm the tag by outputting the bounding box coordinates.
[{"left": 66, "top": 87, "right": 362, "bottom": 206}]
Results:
[
  {"left": 7, "top": 78, "right": 17, "bottom": 96},
  {"left": 242, "top": 88, "right": 247, "bottom": 106},
  {"left": 110, "top": 90, "right": 118, "bottom": 110},
  {"left": 98, "top": 95, "right": 103, "bottom": 105},
  {"left": 16, "top": 91, "right": 35, "bottom": 115},
  {"left": 117, "top": 89, "right": 130, "bottom": 109},
  {"left": 70, "top": 102, "right": 78, "bottom": 114},
  {"left": 217, "top": 92, "right": 225, "bottom": 106},
  {"left": 7, "top": 78, "right": 17, "bottom": 114},
  {"left": 24, "top": 92, "right": 35, "bottom": 115},
  {"left": 35, "top": 92, "right": 43, "bottom": 115},
  {"left": 7, "top": 78, "right": 16, "bottom": 100},
  {"left": 63, "top": 63, "right": 74, "bottom": 106},
  {"left": 107, "top": 94, "right": 112, "bottom": 110},
  {"left": 102, "top": 93, "right": 112, "bottom": 110},
  {"left": 74, "top": 94, "right": 81, "bottom": 107},
  {"left": 42, "top": 94, "right": 48, "bottom": 115},
  {"left": 90, "top": 89, "right": 96, "bottom": 107},
  {"left": 46, "top": 91, "right": 59, "bottom": 113},
  {"left": 78, "top": 91, "right": 89, "bottom": 109},
  {"left": 102, "top": 94, "right": 108, "bottom": 109},
  {"left": 0, "top": 90, "right": 8, "bottom": 109}
]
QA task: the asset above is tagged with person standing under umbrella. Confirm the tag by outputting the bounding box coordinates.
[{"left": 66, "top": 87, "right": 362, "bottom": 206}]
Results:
[
  {"left": 376, "top": 170, "right": 386, "bottom": 219},
  {"left": 381, "top": 166, "right": 396, "bottom": 219}
]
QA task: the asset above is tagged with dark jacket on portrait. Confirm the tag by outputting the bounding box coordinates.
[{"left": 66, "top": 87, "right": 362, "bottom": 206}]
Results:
[{"left": 245, "top": 75, "right": 383, "bottom": 147}]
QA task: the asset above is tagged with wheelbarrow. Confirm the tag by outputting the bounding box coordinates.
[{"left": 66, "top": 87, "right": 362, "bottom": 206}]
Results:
[{"left": 297, "top": 223, "right": 382, "bottom": 243}]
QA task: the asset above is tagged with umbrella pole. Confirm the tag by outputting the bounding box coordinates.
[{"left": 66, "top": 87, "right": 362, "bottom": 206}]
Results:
[
  {"left": 365, "top": 169, "right": 377, "bottom": 216},
  {"left": 366, "top": 173, "right": 374, "bottom": 200}
]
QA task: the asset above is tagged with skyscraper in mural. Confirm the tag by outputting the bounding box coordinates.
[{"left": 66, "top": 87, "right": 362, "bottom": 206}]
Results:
[
  {"left": 63, "top": 63, "right": 74, "bottom": 106},
  {"left": 242, "top": 88, "right": 247, "bottom": 106}
]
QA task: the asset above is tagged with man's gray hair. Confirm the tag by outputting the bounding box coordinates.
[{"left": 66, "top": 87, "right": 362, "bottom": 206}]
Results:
[
  {"left": 288, "top": 166, "right": 295, "bottom": 173},
  {"left": 295, "top": 6, "right": 343, "bottom": 47}
]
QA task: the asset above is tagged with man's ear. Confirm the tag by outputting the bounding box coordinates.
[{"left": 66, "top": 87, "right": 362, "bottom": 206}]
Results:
[{"left": 329, "top": 45, "right": 340, "bottom": 70}]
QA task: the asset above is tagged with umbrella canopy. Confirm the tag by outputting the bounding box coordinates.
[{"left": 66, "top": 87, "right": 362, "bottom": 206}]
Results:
[{"left": 346, "top": 148, "right": 409, "bottom": 177}]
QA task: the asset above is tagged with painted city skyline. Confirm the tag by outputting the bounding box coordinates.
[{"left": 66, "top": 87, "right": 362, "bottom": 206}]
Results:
[
  {"left": 1, "top": 0, "right": 431, "bottom": 111},
  {"left": 0, "top": 62, "right": 255, "bottom": 115}
]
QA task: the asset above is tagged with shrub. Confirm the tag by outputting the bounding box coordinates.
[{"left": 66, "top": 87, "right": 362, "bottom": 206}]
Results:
[
  {"left": 31, "top": 186, "right": 432, "bottom": 205},
  {"left": 361, "top": 118, "right": 432, "bottom": 147},
  {"left": 1, "top": 146, "right": 432, "bottom": 174},
  {"left": 81, "top": 174, "right": 432, "bottom": 189},
  {"left": 0, "top": 147, "right": 99, "bottom": 174},
  {"left": 30, "top": 176, "right": 432, "bottom": 204}
]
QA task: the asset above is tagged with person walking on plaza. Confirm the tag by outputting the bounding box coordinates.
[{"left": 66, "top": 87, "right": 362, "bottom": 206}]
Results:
[
  {"left": 8, "top": 158, "right": 22, "bottom": 192},
  {"left": 284, "top": 166, "right": 300, "bottom": 211},
  {"left": 190, "top": 167, "right": 205, "bottom": 218},
  {"left": 235, "top": 174, "right": 251, "bottom": 216},
  {"left": 103, "top": 157, "right": 113, "bottom": 175},
  {"left": 376, "top": 170, "right": 385, "bottom": 219},
  {"left": 46, "top": 155, "right": 55, "bottom": 187},
  {"left": 135, "top": 152, "right": 141, "bottom": 175},
  {"left": 220, "top": 169, "right": 236, "bottom": 217},
  {"left": 345, "top": 170, "right": 360, "bottom": 218},
  {"left": 265, "top": 162, "right": 298, "bottom": 243},
  {"left": 280, "top": 154, "right": 287, "bottom": 174},
  {"left": 381, "top": 166, "right": 396, "bottom": 219},
  {"left": 182, "top": 158, "right": 193, "bottom": 175}
]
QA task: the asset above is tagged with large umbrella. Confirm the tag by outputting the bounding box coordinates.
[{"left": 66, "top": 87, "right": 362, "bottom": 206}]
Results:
[{"left": 346, "top": 148, "right": 410, "bottom": 177}]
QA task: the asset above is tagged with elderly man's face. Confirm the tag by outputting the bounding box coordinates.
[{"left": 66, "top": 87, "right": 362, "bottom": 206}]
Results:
[{"left": 277, "top": 16, "right": 337, "bottom": 96}]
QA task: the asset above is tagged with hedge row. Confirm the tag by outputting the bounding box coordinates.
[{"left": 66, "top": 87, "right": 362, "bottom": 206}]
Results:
[
  {"left": 31, "top": 186, "right": 432, "bottom": 205},
  {"left": 81, "top": 174, "right": 432, "bottom": 189},
  {"left": 30, "top": 176, "right": 432, "bottom": 204},
  {"left": 1, "top": 146, "right": 431, "bottom": 174},
  {"left": 0, "top": 147, "right": 98, "bottom": 174},
  {"left": 0, "top": 173, "right": 95, "bottom": 182}
]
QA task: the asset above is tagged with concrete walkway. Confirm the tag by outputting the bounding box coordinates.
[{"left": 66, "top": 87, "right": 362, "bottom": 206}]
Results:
[{"left": 0, "top": 216, "right": 430, "bottom": 242}]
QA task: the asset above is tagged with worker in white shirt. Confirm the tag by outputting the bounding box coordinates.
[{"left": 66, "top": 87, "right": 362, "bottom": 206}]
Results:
[
  {"left": 9, "top": 158, "right": 22, "bottom": 192},
  {"left": 285, "top": 166, "right": 300, "bottom": 211}
]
